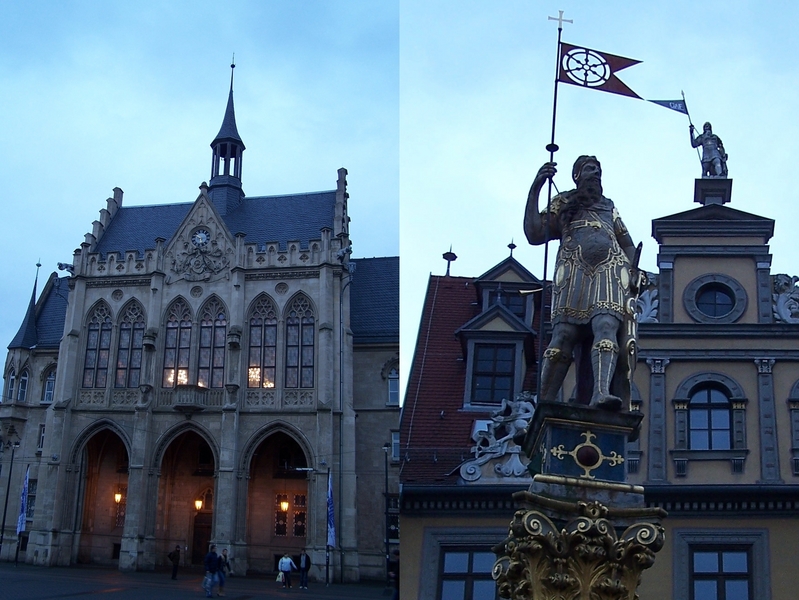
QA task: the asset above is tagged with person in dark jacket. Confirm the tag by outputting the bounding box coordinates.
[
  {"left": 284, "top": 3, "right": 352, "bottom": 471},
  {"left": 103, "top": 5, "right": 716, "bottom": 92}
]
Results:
[
  {"left": 168, "top": 545, "right": 181, "bottom": 580},
  {"left": 299, "top": 549, "right": 311, "bottom": 589},
  {"left": 203, "top": 544, "right": 220, "bottom": 598}
]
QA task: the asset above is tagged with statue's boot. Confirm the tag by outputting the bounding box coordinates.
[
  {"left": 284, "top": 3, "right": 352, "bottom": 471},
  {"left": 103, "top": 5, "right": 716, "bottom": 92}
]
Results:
[
  {"left": 539, "top": 347, "right": 572, "bottom": 403},
  {"left": 590, "top": 339, "right": 622, "bottom": 410}
]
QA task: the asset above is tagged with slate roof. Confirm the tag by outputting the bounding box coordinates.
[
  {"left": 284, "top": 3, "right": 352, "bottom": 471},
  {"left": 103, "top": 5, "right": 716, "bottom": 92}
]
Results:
[
  {"left": 8, "top": 273, "right": 69, "bottom": 351},
  {"left": 93, "top": 191, "right": 337, "bottom": 258},
  {"left": 350, "top": 257, "right": 399, "bottom": 345},
  {"left": 212, "top": 89, "right": 245, "bottom": 148}
]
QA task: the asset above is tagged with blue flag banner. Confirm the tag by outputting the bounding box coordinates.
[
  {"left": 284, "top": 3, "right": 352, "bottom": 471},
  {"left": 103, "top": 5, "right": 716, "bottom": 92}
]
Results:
[
  {"left": 16, "top": 466, "right": 29, "bottom": 535},
  {"left": 326, "top": 469, "right": 336, "bottom": 548},
  {"left": 648, "top": 99, "right": 689, "bottom": 115}
]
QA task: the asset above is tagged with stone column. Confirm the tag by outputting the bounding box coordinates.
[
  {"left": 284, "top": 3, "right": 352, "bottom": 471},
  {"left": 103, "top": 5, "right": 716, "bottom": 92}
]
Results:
[
  {"left": 119, "top": 399, "right": 153, "bottom": 571},
  {"left": 213, "top": 389, "right": 239, "bottom": 553},
  {"left": 645, "top": 358, "right": 669, "bottom": 482},
  {"left": 755, "top": 359, "right": 782, "bottom": 483}
]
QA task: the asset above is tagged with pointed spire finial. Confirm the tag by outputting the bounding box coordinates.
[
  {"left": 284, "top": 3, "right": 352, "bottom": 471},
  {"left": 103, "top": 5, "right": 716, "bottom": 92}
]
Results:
[{"left": 230, "top": 54, "right": 236, "bottom": 92}]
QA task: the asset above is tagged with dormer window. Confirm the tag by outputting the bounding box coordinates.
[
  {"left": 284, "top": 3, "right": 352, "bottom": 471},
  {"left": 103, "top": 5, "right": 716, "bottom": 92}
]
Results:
[
  {"left": 471, "top": 343, "right": 515, "bottom": 405},
  {"left": 488, "top": 290, "right": 525, "bottom": 320}
]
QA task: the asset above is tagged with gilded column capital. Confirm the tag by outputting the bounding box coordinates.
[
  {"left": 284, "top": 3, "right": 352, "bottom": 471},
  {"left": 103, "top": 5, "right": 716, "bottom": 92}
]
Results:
[
  {"left": 645, "top": 358, "right": 669, "bottom": 374},
  {"left": 754, "top": 358, "right": 775, "bottom": 374}
]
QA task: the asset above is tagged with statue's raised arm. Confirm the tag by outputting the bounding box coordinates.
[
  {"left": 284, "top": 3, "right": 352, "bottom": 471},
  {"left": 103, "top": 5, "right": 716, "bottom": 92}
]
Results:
[{"left": 523, "top": 162, "right": 557, "bottom": 245}]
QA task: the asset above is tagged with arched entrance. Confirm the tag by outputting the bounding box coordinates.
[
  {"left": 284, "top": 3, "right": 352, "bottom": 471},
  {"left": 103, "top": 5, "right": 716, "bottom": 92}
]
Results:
[
  {"left": 156, "top": 430, "right": 216, "bottom": 565},
  {"left": 247, "top": 432, "right": 309, "bottom": 572},
  {"left": 76, "top": 429, "right": 129, "bottom": 565}
]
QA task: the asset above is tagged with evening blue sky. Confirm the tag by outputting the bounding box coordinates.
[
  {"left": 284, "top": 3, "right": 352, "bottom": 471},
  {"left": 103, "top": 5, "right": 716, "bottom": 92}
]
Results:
[{"left": 0, "top": 1, "right": 398, "bottom": 351}]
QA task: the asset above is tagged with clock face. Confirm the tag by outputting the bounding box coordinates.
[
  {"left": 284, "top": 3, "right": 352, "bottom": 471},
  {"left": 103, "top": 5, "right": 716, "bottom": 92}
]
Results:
[{"left": 191, "top": 228, "right": 210, "bottom": 248}]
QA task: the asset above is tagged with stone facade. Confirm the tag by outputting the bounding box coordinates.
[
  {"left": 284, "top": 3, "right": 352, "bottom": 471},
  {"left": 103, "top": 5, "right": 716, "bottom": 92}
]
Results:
[{"left": 0, "top": 84, "right": 398, "bottom": 582}]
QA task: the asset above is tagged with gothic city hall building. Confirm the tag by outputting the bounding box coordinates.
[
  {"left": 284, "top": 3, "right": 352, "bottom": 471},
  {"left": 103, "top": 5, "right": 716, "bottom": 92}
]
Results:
[{"left": 0, "top": 79, "right": 399, "bottom": 581}]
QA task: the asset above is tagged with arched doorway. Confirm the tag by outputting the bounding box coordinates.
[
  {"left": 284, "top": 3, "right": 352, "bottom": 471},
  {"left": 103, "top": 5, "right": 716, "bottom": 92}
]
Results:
[
  {"left": 156, "top": 430, "right": 216, "bottom": 566},
  {"left": 76, "top": 429, "right": 129, "bottom": 565},
  {"left": 247, "top": 432, "right": 309, "bottom": 572}
]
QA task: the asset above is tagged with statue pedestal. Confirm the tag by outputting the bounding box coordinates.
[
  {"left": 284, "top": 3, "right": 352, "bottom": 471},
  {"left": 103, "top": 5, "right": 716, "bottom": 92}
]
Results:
[{"left": 494, "top": 402, "right": 666, "bottom": 600}]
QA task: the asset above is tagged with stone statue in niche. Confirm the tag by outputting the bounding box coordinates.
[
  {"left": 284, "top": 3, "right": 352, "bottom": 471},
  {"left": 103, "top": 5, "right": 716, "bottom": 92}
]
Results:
[
  {"left": 690, "top": 121, "right": 728, "bottom": 178},
  {"left": 524, "top": 156, "right": 642, "bottom": 410}
]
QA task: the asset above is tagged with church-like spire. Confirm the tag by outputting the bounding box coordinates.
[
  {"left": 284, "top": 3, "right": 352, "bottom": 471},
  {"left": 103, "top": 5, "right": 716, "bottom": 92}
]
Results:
[
  {"left": 208, "top": 58, "right": 246, "bottom": 214},
  {"left": 8, "top": 263, "right": 41, "bottom": 350}
]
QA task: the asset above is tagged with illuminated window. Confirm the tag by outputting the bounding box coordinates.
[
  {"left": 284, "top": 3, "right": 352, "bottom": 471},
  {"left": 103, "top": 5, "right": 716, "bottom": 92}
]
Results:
[
  {"left": 293, "top": 494, "right": 307, "bottom": 537},
  {"left": 286, "top": 296, "right": 314, "bottom": 389},
  {"left": 115, "top": 485, "right": 127, "bottom": 527},
  {"left": 248, "top": 295, "right": 277, "bottom": 388},
  {"left": 162, "top": 299, "right": 192, "bottom": 387},
  {"left": 83, "top": 303, "right": 112, "bottom": 388},
  {"left": 198, "top": 298, "right": 227, "bottom": 388},
  {"left": 275, "top": 494, "right": 288, "bottom": 536},
  {"left": 115, "top": 303, "right": 145, "bottom": 388}
]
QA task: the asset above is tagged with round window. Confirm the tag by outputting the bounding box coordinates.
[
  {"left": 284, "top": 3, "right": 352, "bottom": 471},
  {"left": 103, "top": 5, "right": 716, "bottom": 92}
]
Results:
[{"left": 696, "top": 283, "right": 734, "bottom": 318}]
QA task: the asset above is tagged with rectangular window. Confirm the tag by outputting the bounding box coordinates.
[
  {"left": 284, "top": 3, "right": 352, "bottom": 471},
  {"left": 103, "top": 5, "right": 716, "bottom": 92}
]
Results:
[
  {"left": 387, "top": 494, "right": 399, "bottom": 542},
  {"left": 83, "top": 320, "right": 112, "bottom": 388},
  {"left": 391, "top": 431, "right": 401, "bottom": 461},
  {"left": 691, "top": 547, "right": 752, "bottom": 600},
  {"left": 275, "top": 494, "right": 288, "bottom": 536},
  {"left": 387, "top": 368, "right": 400, "bottom": 406},
  {"left": 439, "top": 548, "right": 498, "bottom": 600},
  {"left": 115, "top": 320, "right": 144, "bottom": 388},
  {"left": 471, "top": 344, "right": 515, "bottom": 405},
  {"left": 162, "top": 320, "right": 191, "bottom": 387},
  {"left": 42, "top": 370, "right": 56, "bottom": 404},
  {"left": 198, "top": 318, "right": 226, "bottom": 388},
  {"left": 37, "top": 425, "right": 45, "bottom": 450},
  {"left": 293, "top": 494, "right": 307, "bottom": 537},
  {"left": 488, "top": 290, "right": 526, "bottom": 320}
]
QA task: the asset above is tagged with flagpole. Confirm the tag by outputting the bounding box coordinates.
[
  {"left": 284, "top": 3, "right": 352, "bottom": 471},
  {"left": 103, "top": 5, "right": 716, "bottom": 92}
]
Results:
[
  {"left": 538, "top": 11, "right": 571, "bottom": 402},
  {"left": 682, "top": 90, "right": 702, "bottom": 165}
]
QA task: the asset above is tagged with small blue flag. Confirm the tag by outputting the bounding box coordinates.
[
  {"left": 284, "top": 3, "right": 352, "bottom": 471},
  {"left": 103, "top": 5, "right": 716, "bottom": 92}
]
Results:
[
  {"left": 648, "top": 99, "right": 689, "bottom": 115},
  {"left": 16, "top": 466, "right": 29, "bottom": 535},
  {"left": 326, "top": 469, "right": 336, "bottom": 548}
]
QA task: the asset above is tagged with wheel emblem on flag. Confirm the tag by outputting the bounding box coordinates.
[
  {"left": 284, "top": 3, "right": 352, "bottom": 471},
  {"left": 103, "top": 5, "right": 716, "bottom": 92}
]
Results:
[{"left": 561, "top": 48, "right": 611, "bottom": 87}]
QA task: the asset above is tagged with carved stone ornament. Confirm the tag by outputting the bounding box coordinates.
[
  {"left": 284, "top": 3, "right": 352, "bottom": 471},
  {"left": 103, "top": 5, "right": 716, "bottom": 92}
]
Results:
[
  {"left": 493, "top": 495, "right": 665, "bottom": 600},
  {"left": 165, "top": 198, "right": 233, "bottom": 284},
  {"left": 459, "top": 393, "right": 535, "bottom": 482},
  {"left": 635, "top": 272, "right": 658, "bottom": 323},
  {"left": 772, "top": 274, "right": 799, "bottom": 323}
]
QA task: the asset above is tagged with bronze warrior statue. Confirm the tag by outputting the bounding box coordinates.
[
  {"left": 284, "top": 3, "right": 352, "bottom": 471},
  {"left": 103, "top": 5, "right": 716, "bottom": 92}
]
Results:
[
  {"left": 690, "top": 121, "right": 728, "bottom": 178},
  {"left": 524, "top": 156, "right": 640, "bottom": 410}
]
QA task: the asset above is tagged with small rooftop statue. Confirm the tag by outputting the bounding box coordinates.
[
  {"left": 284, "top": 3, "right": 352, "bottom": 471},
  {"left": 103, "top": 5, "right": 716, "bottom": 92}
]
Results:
[
  {"left": 690, "top": 121, "right": 728, "bottom": 178},
  {"left": 524, "top": 156, "right": 642, "bottom": 411}
]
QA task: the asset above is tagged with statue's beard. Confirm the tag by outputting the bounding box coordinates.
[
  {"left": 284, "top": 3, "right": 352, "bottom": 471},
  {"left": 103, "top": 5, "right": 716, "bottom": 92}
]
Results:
[{"left": 574, "top": 175, "right": 603, "bottom": 206}]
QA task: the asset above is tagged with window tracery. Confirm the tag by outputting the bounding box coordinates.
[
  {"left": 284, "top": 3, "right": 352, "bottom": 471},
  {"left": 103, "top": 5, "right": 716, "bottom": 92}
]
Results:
[
  {"left": 285, "top": 296, "right": 314, "bottom": 389},
  {"left": 198, "top": 298, "right": 227, "bottom": 388},
  {"left": 115, "top": 302, "right": 145, "bottom": 389},
  {"left": 83, "top": 303, "right": 112, "bottom": 388},
  {"left": 163, "top": 299, "right": 192, "bottom": 387},
  {"left": 248, "top": 295, "right": 278, "bottom": 388}
]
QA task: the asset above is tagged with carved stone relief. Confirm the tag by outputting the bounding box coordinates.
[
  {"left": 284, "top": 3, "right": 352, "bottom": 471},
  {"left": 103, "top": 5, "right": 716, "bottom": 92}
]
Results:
[
  {"left": 165, "top": 199, "right": 233, "bottom": 284},
  {"left": 773, "top": 274, "right": 799, "bottom": 323}
]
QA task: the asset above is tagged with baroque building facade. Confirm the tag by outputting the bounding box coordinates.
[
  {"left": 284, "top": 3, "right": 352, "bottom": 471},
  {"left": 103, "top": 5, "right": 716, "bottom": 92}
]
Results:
[
  {"left": 0, "top": 79, "right": 399, "bottom": 582},
  {"left": 400, "top": 177, "right": 799, "bottom": 599}
]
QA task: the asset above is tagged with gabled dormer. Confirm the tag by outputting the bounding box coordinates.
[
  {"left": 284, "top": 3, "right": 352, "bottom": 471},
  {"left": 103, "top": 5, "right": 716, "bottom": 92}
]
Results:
[
  {"left": 164, "top": 184, "right": 236, "bottom": 284},
  {"left": 473, "top": 256, "right": 543, "bottom": 327},
  {"left": 456, "top": 256, "right": 539, "bottom": 410}
]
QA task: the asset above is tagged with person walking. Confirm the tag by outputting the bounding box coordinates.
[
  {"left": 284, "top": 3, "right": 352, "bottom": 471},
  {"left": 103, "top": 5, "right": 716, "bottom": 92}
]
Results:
[
  {"left": 278, "top": 552, "right": 297, "bottom": 589},
  {"left": 298, "top": 549, "right": 311, "bottom": 589},
  {"left": 203, "top": 544, "right": 220, "bottom": 598},
  {"left": 167, "top": 545, "right": 181, "bottom": 580},
  {"left": 218, "top": 548, "right": 231, "bottom": 597}
]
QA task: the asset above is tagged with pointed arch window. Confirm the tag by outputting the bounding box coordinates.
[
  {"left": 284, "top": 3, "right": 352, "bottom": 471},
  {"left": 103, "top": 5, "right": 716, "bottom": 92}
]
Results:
[
  {"left": 42, "top": 368, "right": 56, "bottom": 404},
  {"left": 115, "top": 303, "right": 145, "bottom": 388},
  {"left": 285, "top": 296, "right": 315, "bottom": 389},
  {"left": 17, "top": 370, "right": 29, "bottom": 402},
  {"left": 163, "top": 299, "right": 192, "bottom": 387},
  {"left": 4, "top": 369, "right": 15, "bottom": 403},
  {"left": 248, "top": 295, "right": 277, "bottom": 388},
  {"left": 83, "top": 303, "right": 112, "bottom": 388},
  {"left": 199, "top": 298, "right": 227, "bottom": 388}
]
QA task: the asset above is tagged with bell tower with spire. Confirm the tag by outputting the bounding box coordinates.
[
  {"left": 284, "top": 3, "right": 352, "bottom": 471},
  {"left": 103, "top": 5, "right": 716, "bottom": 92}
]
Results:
[{"left": 208, "top": 59, "right": 246, "bottom": 215}]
